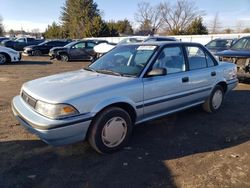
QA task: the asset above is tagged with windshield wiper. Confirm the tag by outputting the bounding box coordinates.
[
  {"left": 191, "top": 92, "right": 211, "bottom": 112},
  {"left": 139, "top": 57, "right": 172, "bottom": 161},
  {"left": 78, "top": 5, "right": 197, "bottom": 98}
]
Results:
[
  {"left": 83, "top": 67, "right": 97, "bottom": 72},
  {"left": 96, "top": 69, "right": 123, "bottom": 76}
]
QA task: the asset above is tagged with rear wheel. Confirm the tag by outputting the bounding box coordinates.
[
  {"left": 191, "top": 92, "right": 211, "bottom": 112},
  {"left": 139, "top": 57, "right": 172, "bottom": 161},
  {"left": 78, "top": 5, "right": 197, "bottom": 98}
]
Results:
[
  {"left": 203, "top": 85, "right": 224, "bottom": 113},
  {"left": 88, "top": 107, "right": 133, "bottom": 154},
  {"left": 0, "top": 53, "right": 9, "bottom": 64}
]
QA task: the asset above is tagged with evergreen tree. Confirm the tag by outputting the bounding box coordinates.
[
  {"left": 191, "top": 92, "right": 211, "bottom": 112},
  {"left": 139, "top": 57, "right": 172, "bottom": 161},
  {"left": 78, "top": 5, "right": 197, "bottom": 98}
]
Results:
[
  {"left": 106, "top": 19, "right": 133, "bottom": 36},
  {"left": 44, "top": 22, "right": 63, "bottom": 39},
  {"left": 60, "top": 0, "right": 105, "bottom": 38},
  {"left": 116, "top": 19, "right": 133, "bottom": 35},
  {"left": 185, "top": 17, "right": 208, "bottom": 35},
  {"left": 106, "top": 21, "right": 119, "bottom": 37}
]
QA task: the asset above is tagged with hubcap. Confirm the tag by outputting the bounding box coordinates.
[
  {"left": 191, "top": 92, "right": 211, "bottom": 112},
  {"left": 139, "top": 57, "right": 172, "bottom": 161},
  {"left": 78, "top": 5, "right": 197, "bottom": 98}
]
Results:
[
  {"left": 101, "top": 117, "right": 127, "bottom": 148},
  {"left": 62, "top": 55, "right": 68, "bottom": 61},
  {"left": 212, "top": 90, "right": 223, "bottom": 109},
  {"left": 0, "top": 54, "right": 6, "bottom": 64}
]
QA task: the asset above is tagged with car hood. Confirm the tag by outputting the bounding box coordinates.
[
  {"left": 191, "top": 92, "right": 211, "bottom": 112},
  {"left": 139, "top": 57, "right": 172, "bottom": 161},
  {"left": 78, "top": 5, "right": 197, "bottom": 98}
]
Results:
[
  {"left": 215, "top": 49, "right": 250, "bottom": 57},
  {"left": 1, "top": 40, "right": 13, "bottom": 45},
  {"left": 22, "top": 69, "right": 134, "bottom": 103},
  {"left": 0, "top": 46, "right": 18, "bottom": 52}
]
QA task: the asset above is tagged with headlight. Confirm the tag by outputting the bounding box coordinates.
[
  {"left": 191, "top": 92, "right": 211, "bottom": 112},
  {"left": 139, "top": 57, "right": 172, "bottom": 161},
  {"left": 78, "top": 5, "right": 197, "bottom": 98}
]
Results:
[
  {"left": 35, "top": 101, "right": 79, "bottom": 119},
  {"left": 224, "top": 67, "right": 237, "bottom": 80}
]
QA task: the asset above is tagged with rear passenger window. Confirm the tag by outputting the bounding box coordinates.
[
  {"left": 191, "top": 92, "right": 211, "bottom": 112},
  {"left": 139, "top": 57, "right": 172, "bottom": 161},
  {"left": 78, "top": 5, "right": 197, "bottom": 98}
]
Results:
[
  {"left": 87, "top": 42, "right": 96, "bottom": 49},
  {"left": 153, "top": 46, "right": 186, "bottom": 74},
  {"left": 186, "top": 46, "right": 207, "bottom": 70}
]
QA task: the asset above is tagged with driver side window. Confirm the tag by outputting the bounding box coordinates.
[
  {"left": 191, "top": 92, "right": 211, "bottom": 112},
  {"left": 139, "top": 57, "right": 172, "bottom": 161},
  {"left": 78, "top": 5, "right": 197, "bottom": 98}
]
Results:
[
  {"left": 153, "top": 46, "right": 186, "bottom": 74},
  {"left": 73, "top": 42, "right": 86, "bottom": 49}
]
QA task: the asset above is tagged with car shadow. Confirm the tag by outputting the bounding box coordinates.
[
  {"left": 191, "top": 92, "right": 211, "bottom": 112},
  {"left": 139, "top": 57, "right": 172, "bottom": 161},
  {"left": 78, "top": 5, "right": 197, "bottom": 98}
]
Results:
[
  {"left": 5, "top": 61, "right": 52, "bottom": 65},
  {"left": 0, "top": 89, "right": 249, "bottom": 188}
]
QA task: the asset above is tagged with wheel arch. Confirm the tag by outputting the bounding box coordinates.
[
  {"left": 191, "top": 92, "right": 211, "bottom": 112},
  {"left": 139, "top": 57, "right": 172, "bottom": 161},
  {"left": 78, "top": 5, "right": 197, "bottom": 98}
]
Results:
[
  {"left": 216, "top": 81, "right": 227, "bottom": 93},
  {"left": 92, "top": 101, "right": 137, "bottom": 124},
  {"left": 0, "top": 52, "right": 11, "bottom": 62}
]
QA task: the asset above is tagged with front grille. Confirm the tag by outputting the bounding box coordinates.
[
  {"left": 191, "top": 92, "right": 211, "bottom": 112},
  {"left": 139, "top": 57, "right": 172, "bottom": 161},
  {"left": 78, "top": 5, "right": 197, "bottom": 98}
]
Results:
[{"left": 21, "top": 91, "right": 37, "bottom": 108}]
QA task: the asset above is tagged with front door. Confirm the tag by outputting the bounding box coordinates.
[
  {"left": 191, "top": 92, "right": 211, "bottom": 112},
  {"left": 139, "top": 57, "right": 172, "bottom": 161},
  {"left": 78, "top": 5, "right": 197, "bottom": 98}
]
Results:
[{"left": 143, "top": 45, "right": 192, "bottom": 119}]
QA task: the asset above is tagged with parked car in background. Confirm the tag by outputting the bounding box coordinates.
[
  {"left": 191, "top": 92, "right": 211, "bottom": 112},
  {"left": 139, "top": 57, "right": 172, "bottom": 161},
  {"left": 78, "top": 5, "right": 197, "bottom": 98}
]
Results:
[
  {"left": 12, "top": 42, "right": 238, "bottom": 153},
  {"left": 0, "top": 46, "right": 21, "bottom": 64},
  {"left": 1, "top": 37, "right": 44, "bottom": 51},
  {"left": 0, "top": 37, "right": 9, "bottom": 43},
  {"left": 94, "top": 37, "right": 144, "bottom": 57},
  {"left": 205, "top": 38, "right": 236, "bottom": 55},
  {"left": 23, "top": 40, "right": 71, "bottom": 56},
  {"left": 50, "top": 39, "right": 107, "bottom": 62},
  {"left": 143, "top": 36, "right": 177, "bottom": 42},
  {"left": 215, "top": 36, "right": 250, "bottom": 79}
]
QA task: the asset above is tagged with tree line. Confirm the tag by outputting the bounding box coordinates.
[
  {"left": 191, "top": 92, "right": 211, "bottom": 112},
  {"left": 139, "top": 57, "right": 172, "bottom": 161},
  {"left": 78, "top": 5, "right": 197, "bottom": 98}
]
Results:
[
  {"left": 44, "top": 0, "right": 134, "bottom": 39},
  {"left": 44, "top": 0, "right": 209, "bottom": 39},
  {"left": 1, "top": 0, "right": 250, "bottom": 38},
  {"left": 0, "top": 16, "right": 4, "bottom": 36}
]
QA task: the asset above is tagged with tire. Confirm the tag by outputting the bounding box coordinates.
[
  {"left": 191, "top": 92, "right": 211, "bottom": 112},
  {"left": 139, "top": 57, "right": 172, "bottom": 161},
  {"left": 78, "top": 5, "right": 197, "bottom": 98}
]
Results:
[
  {"left": 88, "top": 107, "right": 133, "bottom": 154},
  {"left": 0, "top": 53, "right": 9, "bottom": 64},
  {"left": 60, "top": 54, "right": 69, "bottom": 62},
  {"left": 32, "top": 50, "right": 42, "bottom": 56},
  {"left": 202, "top": 85, "right": 224, "bottom": 113}
]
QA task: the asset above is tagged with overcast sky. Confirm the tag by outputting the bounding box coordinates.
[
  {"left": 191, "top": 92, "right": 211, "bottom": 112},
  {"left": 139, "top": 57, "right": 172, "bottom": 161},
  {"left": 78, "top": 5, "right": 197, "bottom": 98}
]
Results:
[{"left": 0, "top": 0, "right": 250, "bottom": 32}]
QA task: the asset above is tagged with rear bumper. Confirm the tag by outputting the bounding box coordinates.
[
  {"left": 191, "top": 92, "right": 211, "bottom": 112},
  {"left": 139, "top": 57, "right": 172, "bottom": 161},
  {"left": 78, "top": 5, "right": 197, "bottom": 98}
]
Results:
[{"left": 12, "top": 96, "right": 92, "bottom": 146}]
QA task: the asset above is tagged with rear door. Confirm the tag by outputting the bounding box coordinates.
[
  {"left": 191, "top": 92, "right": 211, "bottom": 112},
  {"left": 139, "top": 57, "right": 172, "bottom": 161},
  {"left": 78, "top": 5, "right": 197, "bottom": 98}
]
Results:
[{"left": 183, "top": 44, "right": 218, "bottom": 101}]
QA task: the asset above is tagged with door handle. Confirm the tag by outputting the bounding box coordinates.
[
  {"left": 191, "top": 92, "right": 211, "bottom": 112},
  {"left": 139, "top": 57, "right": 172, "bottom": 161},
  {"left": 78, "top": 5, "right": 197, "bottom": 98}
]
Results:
[
  {"left": 182, "top": 77, "right": 189, "bottom": 83},
  {"left": 211, "top": 71, "right": 216, "bottom": 76}
]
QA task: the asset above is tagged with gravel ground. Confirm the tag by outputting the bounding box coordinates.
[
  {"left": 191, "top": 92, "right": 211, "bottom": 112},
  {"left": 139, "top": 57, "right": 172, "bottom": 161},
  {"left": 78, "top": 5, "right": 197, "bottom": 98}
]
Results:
[{"left": 0, "top": 56, "right": 249, "bottom": 188}]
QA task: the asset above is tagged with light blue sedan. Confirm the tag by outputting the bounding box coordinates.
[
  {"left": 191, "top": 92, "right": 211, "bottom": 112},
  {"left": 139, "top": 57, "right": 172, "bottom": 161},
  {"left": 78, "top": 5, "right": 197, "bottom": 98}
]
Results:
[{"left": 12, "top": 42, "right": 238, "bottom": 153}]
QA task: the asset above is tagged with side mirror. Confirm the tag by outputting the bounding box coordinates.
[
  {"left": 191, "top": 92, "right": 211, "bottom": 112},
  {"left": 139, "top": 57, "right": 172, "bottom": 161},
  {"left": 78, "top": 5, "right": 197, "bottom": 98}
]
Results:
[{"left": 147, "top": 68, "right": 167, "bottom": 77}]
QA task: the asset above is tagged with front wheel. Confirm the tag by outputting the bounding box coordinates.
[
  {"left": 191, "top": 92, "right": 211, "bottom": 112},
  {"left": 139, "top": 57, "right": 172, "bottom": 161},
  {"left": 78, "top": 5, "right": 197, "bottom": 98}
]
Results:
[
  {"left": 60, "top": 54, "right": 69, "bottom": 62},
  {"left": 88, "top": 107, "right": 133, "bottom": 154},
  {"left": 203, "top": 85, "right": 224, "bottom": 113},
  {"left": 0, "top": 53, "right": 8, "bottom": 64},
  {"left": 32, "top": 50, "right": 42, "bottom": 56}
]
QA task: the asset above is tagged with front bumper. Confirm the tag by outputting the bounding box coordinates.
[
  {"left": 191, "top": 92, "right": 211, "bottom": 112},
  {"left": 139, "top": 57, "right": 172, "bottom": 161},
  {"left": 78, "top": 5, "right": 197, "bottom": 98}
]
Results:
[
  {"left": 11, "top": 52, "right": 22, "bottom": 62},
  {"left": 22, "top": 49, "right": 32, "bottom": 56},
  {"left": 49, "top": 52, "right": 56, "bottom": 60},
  {"left": 227, "top": 79, "right": 238, "bottom": 92},
  {"left": 12, "top": 96, "right": 92, "bottom": 146}
]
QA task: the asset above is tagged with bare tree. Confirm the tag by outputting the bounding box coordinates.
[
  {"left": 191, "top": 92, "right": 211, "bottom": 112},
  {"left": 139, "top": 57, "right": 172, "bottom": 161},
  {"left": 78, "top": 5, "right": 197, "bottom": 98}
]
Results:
[
  {"left": 0, "top": 15, "right": 4, "bottom": 36},
  {"left": 31, "top": 28, "right": 40, "bottom": 38},
  {"left": 210, "top": 12, "right": 221, "bottom": 34},
  {"left": 134, "top": 2, "right": 163, "bottom": 34},
  {"left": 236, "top": 20, "right": 244, "bottom": 33},
  {"left": 160, "top": 0, "right": 202, "bottom": 35}
]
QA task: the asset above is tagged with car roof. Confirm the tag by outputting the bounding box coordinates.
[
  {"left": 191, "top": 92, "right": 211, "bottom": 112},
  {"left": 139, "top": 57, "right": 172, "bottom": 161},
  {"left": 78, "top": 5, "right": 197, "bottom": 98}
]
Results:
[
  {"left": 121, "top": 41, "right": 202, "bottom": 47},
  {"left": 211, "top": 38, "right": 235, "bottom": 41}
]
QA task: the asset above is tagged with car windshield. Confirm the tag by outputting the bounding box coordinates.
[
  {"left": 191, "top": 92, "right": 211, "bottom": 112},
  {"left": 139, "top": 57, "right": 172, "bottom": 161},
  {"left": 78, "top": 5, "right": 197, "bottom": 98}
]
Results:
[
  {"left": 206, "top": 39, "right": 232, "bottom": 48},
  {"left": 88, "top": 44, "right": 157, "bottom": 77},
  {"left": 38, "top": 41, "right": 49, "bottom": 46},
  {"left": 118, "top": 38, "right": 143, "bottom": 45},
  {"left": 231, "top": 38, "right": 250, "bottom": 50}
]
